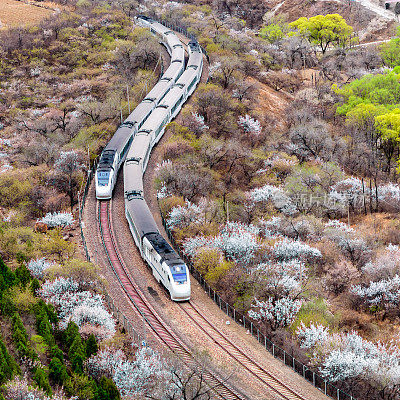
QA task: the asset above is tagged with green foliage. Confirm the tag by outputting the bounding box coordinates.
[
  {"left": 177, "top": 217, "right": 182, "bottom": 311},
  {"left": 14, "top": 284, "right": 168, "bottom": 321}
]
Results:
[
  {"left": 33, "top": 368, "right": 52, "bottom": 396},
  {"left": 0, "top": 335, "right": 19, "bottom": 384},
  {"left": 291, "top": 297, "right": 337, "bottom": 333},
  {"left": 334, "top": 71, "right": 400, "bottom": 115},
  {"left": 65, "top": 373, "right": 97, "bottom": 399},
  {"left": 0, "top": 294, "right": 16, "bottom": 316},
  {"left": 290, "top": 14, "right": 354, "bottom": 53},
  {"left": 0, "top": 170, "right": 33, "bottom": 210},
  {"left": 259, "top": 22, "right": 288, "bottom": 43},
  {"left": 380, "top": 27, "right": 400, "bottom": 67},
  {"left": 95, "top": 376, "right": 120, "bottom": 400},
  {"left": 49, "top": 357, "right": 68, "bottom": 385},
  {"left": 31, "top": 335, "right": 48, "bottom": 356},
  {"left": 34, "top": 301, "right": 56, "bottom": 346},
  {"left": 64, "top": 321, "right": 80, "bottom": 348},
  {"left": 0, "top": 257, "right": 15, "bottom": 289},
  {"left": 15, "top": 264, "right": 32, "bottom": 288},
  {"left": 69, "top": 335, "right": 86, "bottom": 374},
  {"left": 12, "top": 287, "right": 39, "bottom": 313},
  {"left": 30, "top": 279, "right": 41, "bottom": 296},
  {"left": 86, "top": 334, "right": 98, "bottom": 358},
  {"left": 51, "top": 345, "right": 64, "bottom": 362}
]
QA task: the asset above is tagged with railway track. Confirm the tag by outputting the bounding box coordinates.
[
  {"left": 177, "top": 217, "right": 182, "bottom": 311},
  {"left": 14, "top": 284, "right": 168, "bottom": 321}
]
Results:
[
  {"left": 98, "top": 199, "right": 246, "bottom": 400},
  {"left": 179, "top": 302, "right": 309, "bottom": 400}
]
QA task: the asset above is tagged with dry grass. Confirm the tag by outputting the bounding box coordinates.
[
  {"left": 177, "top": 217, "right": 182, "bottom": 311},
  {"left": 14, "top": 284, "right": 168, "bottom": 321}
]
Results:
[{"left": 0, "top": 0, "right": 54, "bottom": 29}]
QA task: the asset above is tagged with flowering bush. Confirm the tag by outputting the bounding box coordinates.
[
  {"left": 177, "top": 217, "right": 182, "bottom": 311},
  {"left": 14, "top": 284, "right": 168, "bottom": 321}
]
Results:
[
  {"left": 256, "top": 260, "right": 306, "bottom": 297},
  {"left": 378, "top": 183, "right": 400, "bottom": 211},
  {"left": 351, "top": 275, "right": 400, "bottom": 310},
  {"left": 248, "top": 297, "right": 302, "bottom": 331},
  {"left": 26, "top": 258, "right": 52, "bottom": 279},
  {"left": 324, "top": 220, "right": 371, "bottom": 267},
  {"left": 272, "top": 238, "right": 322, "bottom": 264},
  {"left": 166, "top": 200, "right": 204, "bottom": 230},
  {"left": 238, "top": 115, "right": 262, "bottom": 135},
  {"left": 86, "top": 346, "right": 168, "bottom": 396},
  {"left": 39, "top": 278, "right": 115, "bottom": 339},
  {"left": 38, "top": 212, "right": 74, "bottom": 228},
  {"left": 329, "top": 177, "right": 366, "bottom": 213},
  {"left": 362, "top": 244, "right": 400, "bottom": 279},
  {"left": 183, "top": 221, "right": 260, "bottom": 266},
  {"left": 3, "top": 374, "right": 74, "bottom": 400},
  {"left": 250, "top": 185, "right": 297, "bottom": 215},
  {"left": 296, "top": 324, "right": 400, "bottom": 388},
  {"left": 191, "top": 112, "right": 209, "bottom": 131},
  {"left": 296, "top": 322, "right": 329, "bottom": 349}
]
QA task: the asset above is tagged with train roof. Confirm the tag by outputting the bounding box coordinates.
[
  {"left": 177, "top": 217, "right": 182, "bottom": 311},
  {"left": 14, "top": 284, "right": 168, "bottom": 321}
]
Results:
[
  {"left": 125, "top": 100, "right": 154, "bottom": 125},
  {"left": 97, "top": 149, "right": 115, "bottom": 170},
  {"left": 125, "top": 198, "right": 159, "bottom": 238},
  {"left": 144, "top": 232, "right": 183, "bottom": 265},
  {"left": 105, "top": 122, "right": 134, "bottom": 150},
  {"left": 144, "top": 78, "right": 171, "bottom": 103}
]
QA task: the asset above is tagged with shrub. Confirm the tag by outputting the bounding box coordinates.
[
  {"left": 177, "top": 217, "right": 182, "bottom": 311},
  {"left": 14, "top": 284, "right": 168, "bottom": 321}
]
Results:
[
  {"left": 31, "top": 335, "right": 48, "bottom": 356},
  {"left": 15, "top": 264, "right": 32, "bottom": 287},
  {"left": 12, "top": 287, "right": 39, "bottom": 313},
  {"left": 38, "top": 212, "right": 74, "bottom": 228},
  {"left": 27, "top": 258, "right": 52, "bottom": 279}
]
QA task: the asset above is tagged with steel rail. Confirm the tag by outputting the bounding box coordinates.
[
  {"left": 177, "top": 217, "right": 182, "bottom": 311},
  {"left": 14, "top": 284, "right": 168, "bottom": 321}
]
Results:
[
  {"left": 179, "top": 301, "right": 310, "bottom": 400},
  {"left": 97, "top": 200, "right": 246, "bottom": 400}
]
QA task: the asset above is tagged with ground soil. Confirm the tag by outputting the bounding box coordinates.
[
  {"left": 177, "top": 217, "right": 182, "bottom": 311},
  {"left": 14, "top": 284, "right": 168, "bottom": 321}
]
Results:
[{"left": 0, "top": 0, "right": 55, "bottom": 29}]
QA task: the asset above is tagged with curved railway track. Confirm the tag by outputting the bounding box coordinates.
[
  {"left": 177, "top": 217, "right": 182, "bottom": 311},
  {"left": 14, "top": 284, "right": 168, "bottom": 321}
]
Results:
[
  {"left": 98, "top": 200, "right": 246, "bottom": 400},
  {"left": 179, "top": 302, "right": 309, "bottom": 400}
]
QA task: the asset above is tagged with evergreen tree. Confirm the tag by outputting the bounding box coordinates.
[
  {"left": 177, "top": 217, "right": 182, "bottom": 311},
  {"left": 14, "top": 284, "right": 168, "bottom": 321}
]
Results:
[
  {"left": 86, "top": 334, "right": 98, "bottom": 358},
  {"left": 0, "top": 257, "right": 15, "bottom": 289},
  {"left": 95, "top": 376, "right": 120, "bottom": 400},
  {"left": 33, "top": 368, "right": 52, "bottom": 396},
  {"left": 49, "top": 357, "right": 68, "bottom": 385}
]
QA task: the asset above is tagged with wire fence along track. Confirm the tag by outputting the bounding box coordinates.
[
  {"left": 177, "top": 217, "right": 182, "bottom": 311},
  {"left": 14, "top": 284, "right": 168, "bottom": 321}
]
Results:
[
  {"left": 179, "top": 301, "right": 308, "bottom": 400},
  {"left": 97, "top": 200, "right": 246, "bottom": 400},
  {"left": 160, "top": 213, "right": 355, "bottom": 400}
]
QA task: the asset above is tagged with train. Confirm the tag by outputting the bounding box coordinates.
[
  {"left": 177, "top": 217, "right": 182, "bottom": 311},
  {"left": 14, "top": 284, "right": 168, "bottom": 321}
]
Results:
[
  {"left": 95, "top": 16, "right": 185, "bottom": 199},
  {"left": 96, "top": 16, "right": 203, "bottom": 301}
]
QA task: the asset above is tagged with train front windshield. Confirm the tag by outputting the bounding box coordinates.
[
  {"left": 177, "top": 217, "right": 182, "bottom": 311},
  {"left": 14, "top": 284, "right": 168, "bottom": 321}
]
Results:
[
  {"left": 97, "top": 170, "right": 110, "bottom": 186},
  {"left": 171, "top": 264, "right": 187, "bottom": 284}
]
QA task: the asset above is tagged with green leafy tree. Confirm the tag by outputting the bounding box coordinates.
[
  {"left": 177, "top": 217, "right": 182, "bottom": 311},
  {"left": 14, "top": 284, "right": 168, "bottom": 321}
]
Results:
[
  {"left": 259, "top": 22, "right": 288, "bottom": 43},
  {"left": 380, "top": 27, "right": 400, "bottom": 67},
  {"left": 290, "top": 14, "right": 353, "bottom": 53}
]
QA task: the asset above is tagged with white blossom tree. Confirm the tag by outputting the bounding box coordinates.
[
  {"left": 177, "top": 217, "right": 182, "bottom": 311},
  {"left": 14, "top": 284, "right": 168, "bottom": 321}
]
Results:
[{"left": 248, "top": 297, "right": 302, "bottom": 331}]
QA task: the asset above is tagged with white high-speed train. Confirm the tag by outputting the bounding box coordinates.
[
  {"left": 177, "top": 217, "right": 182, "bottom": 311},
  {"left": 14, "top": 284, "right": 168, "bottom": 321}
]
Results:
[
  {"left": 95, "top": 16, "right": 185, "bottom": 199},
  {"left": 123, "top": 37, "right": 203, "bottom": 301}
]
